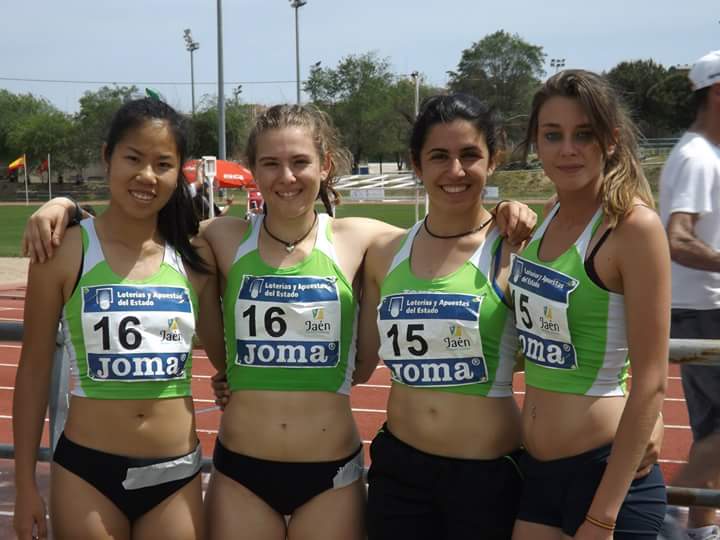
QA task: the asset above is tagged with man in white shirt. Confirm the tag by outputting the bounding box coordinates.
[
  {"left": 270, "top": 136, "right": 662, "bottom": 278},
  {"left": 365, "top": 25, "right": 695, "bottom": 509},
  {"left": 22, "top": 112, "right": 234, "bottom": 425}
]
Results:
[{"left": 659, "top": 50, "right": 720, "bottom": 540}]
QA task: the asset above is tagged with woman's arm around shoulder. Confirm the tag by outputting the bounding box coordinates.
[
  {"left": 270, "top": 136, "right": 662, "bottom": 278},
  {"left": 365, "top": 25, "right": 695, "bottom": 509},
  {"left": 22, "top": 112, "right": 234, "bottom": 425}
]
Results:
[
  {"left": 332, "top": 216, "right": 404, "bottom": 252},
  {"left": 353, "top": 227, "right": 406, "bottom": 385},
  {"left": 188, "top": 235, "right": 226, "bottom": 374},
  {"left": 13, "top": 227, "right": 82, "bottom": 540},
  {"left": 22, "top": 196, "right": 86, "bottom": 263},
  {"left": 199, "top": 215, "right": 250, "bottom": 277}
]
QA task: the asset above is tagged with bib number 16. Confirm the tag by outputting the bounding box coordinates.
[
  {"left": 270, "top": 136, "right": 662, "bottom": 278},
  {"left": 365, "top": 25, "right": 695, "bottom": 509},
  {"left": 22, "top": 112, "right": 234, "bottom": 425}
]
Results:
[
  {"left": 242, "top": 305, "right": 287, "bottom": 338},
  {"left": 93, "top": 316, "right": 142, "bottom": 350}
]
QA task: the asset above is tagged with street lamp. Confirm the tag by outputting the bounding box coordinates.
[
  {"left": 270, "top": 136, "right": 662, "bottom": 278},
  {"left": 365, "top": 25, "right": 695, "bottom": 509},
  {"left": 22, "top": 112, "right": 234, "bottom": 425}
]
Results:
[
  {"left": 289, "top": 0, "right": 308, "bottom": 104},
  {"left": 550, "top": 58, "right": 566, "bottom": 73},
  {"left": 183, "top": 29, "right": 200, "bottom": 115}
]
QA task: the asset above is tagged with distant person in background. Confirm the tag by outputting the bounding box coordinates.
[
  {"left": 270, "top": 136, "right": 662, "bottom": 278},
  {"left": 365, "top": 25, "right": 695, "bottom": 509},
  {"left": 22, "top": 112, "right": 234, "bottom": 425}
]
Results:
[
  {"left": 245, "top": 188, "right": 264, "bottom": 219},
  {"left": 190, "top": 161, "right": 234, "bottom": 219},
  {"left": 659, "top": 50, "right": 720, "bottom": 540}
]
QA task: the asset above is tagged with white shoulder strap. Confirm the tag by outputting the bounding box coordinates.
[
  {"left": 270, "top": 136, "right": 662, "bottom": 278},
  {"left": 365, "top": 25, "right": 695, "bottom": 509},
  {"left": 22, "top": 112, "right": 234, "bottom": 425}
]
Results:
[
  {"left": 385, "top": 220, "right": 422, "bottom": 277},
  {"left": 80, "top": 219, "right": 104, "bottom": 277},
  {"left": 575, "top": 207, "right": 604, "bottom": 258},
  {"left": 530, "top": 202, "right": 559, "bottom": 244},
  {"left": 314, "top": 213, "right": 338, "bottom": 263},
  {"left": 468, "top": 227, "right": 500, "bottom": 275},
  {"left": 162, "top": 244, "right": 187, "bottom": 277},
  {"left": 233, "top": 214, "right": 262, "bottom": 262}
]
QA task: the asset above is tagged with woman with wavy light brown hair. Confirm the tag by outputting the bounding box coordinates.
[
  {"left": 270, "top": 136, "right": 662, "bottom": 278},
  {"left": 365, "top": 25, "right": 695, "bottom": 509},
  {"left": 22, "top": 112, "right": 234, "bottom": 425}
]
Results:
[{"left": 509, "top": 70, "right": 670, "bottom": 540}]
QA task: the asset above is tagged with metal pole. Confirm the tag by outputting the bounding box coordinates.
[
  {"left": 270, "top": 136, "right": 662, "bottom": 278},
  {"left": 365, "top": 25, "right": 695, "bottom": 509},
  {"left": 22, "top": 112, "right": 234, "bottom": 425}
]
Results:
[
  {"left": 216, "top": 0, "right": 227, "bottom": 159},
  {"left": 411, "top": 71, "right": 421, "bottom": 221},
  {"left": 411, "top": 73, "right": 428, "bottom": 216},
  {"left": 47, "top": 153, "right": 52, "bottom": 200},
  {"left": 294, "top": 6, "right": 301, "bottom": 104},
  {"left": 23, "top": 154, "right": 29, "bottom": 205},
  {"left": 190, "top": 49, "right": 196, "bottom": 115}
]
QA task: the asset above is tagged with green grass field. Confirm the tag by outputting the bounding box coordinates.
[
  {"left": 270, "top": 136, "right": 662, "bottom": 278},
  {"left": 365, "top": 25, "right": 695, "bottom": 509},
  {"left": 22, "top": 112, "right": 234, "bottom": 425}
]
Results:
[{"left": 0, "top": 202, "right": 545, "bottom": 257}]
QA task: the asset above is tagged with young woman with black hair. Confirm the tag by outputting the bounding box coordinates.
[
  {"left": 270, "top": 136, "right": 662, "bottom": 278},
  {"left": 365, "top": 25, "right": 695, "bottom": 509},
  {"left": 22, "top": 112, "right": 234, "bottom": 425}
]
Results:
[
  {"left": 13, "top": 98, "right": 225, "bottom": 540},
  {"left": 358, "top": 93, "right": 528, "bottom": 540}
]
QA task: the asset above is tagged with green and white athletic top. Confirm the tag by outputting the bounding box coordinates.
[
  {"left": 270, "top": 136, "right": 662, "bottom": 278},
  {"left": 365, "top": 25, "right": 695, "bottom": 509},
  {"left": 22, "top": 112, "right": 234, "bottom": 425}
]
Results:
[
  {"left": 62, "top": 219, "right": 198, "bottom": 399},
  {"left": 508, "top": 204, "right": 629, "bottom": 396},
  {"left": 377, "top": 222, "right": 517, "bottom": 397},
  {"left": 224, "top": 213, "right": 357, "bottom": 395}
]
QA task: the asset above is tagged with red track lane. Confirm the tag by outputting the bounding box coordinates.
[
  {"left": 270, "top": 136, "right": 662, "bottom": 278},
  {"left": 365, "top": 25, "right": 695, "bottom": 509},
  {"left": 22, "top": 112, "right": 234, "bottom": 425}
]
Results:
[{"left": 0, "top": 285, "right": 697, "bottom": 528}]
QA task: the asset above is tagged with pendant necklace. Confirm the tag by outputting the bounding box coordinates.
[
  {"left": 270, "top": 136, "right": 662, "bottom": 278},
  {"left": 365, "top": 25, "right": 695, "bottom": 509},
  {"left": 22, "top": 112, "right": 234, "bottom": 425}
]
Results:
[
  {"left": 263, "top": 211, "right": 318, "bottom": 253},
  {"left": 423, "top": 215, "right": 494, "bottom": 239}
]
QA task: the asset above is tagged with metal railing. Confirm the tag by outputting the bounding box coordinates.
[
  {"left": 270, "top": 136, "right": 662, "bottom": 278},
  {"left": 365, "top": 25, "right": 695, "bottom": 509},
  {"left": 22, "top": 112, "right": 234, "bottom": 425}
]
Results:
[{"left": 1, "top": 320, "right": 719, "bottom": 507}]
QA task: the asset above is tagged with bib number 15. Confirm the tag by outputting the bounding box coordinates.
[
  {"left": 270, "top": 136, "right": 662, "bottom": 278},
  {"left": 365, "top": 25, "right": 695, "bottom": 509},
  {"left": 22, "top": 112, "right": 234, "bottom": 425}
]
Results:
[{"left": 386, "top": 323, "right": 428, "bottom": 357}]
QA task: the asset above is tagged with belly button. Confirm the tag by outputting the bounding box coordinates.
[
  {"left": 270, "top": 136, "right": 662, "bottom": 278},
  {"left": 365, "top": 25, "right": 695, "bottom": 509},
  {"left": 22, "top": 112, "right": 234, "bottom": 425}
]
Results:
[
  {"left": 280, "top": 423, "right": 287, "bottom": 430},
  {"left": 136, "top": 413, "right": 145, "bottom": 419}
]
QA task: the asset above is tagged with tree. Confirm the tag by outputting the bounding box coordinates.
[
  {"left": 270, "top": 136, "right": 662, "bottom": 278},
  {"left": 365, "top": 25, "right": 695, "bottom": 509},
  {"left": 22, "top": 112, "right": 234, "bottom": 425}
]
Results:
[
  {"left": 384, "top": 77, "right": 443, "bottom": 169},
  {"left": 73, "top": 86, "right": 138, "bottom": 168},
  {"left": 187, "top": 95, "right": 255, "bottom": 160},
  {"left": 305, "top": 52, "right": 396, "bottom": 168},
  {"left": 0, "top": 90, "right": 56, "bottom": 162},
  {"left": 606, "top": 60, "right": 693, "bottom": 137},
  {"left": 448, "top": 30, "right": 545, "bottom": 120},
  {"left": 6, "top": 109, "right": 75, "bottom": 175}
]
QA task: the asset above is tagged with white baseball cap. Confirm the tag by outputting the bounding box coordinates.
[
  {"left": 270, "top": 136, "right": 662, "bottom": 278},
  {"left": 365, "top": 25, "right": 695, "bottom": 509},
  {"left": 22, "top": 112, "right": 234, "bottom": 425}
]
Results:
[{"left": 689, "top": 50, "right": 720, "bottom": 90}]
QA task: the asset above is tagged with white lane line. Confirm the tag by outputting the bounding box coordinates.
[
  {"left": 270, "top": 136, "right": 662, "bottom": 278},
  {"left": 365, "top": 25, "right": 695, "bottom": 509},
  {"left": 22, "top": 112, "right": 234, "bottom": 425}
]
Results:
[
  {"left": 0, "top": 345, "right": 20, "bottom": 349},
  {"left": 0, "top": 317, "right": 22, "bottom": 322},
  {"left": 352, "top": 407, "right": 386, "bottom": 414},
  {"left": 0, "top": 415, "right": 47, "bottom": 422},
  {"left": 665, "top": 424, "right": 691, "bottom": 430},
  {"left": 356, "top": 384, "right": 391, "bottom": 389}
]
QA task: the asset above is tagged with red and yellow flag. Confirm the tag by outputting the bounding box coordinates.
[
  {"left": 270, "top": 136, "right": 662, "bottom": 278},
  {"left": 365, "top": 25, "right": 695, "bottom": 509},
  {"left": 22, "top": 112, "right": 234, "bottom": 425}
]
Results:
[{"left": 8, "top": 156, "right": 25, "bottom": 171}]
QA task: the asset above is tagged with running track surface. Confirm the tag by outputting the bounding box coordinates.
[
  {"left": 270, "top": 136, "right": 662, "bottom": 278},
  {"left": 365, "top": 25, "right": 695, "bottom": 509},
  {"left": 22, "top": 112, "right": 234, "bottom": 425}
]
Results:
[{"left": 0, "top": 284, "right": 694, "bottom": 537}]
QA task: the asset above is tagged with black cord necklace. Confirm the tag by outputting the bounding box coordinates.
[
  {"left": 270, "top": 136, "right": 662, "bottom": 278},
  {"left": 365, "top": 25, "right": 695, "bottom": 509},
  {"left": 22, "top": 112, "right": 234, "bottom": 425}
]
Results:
[
  {"left": 263, "top": 211, "right": 318, "bottom": 253},
  {"left": 423, "top": 215, "right": 494, "bottom": 239}
]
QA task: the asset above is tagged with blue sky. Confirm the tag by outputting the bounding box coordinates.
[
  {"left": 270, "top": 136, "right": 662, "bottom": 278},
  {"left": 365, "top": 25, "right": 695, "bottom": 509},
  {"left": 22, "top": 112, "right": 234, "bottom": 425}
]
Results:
[{"left": 2, "top": 0, "right": 717, "bottom": 113}]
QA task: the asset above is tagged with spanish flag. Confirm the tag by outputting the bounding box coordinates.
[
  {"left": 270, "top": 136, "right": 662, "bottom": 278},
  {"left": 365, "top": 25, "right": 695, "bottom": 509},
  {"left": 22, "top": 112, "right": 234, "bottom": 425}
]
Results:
[{"left": 8, "top": 156, "right": 25, "bottom": 171}]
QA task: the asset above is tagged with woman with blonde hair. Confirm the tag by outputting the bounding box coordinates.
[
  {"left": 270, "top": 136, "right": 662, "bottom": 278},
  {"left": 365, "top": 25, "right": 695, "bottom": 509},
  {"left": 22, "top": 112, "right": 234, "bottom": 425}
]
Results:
[{"left": 509, "top": 70, "right": 670, "bottom": 540}]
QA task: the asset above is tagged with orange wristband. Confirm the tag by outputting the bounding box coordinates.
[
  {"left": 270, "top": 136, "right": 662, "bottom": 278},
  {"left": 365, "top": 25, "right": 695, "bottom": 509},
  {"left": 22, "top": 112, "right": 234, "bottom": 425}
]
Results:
[{"left": 585, "top": 513, "right": 616, "bottom": 531}]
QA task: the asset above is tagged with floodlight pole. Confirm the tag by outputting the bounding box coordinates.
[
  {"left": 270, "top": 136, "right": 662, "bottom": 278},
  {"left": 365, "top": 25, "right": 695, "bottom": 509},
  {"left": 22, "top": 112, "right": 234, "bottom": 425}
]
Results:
[
  {"left": 183, "top": 29, "right": 200, "bottom": 115},
  {"left": 550, "top": 58, "right": 566, "bottom": 73},
  {"left": 290, "top": 0, "right": 308, "bottom": 104},
  {"left": 216, "top": 0, "right": 226, "bottom": 159}
]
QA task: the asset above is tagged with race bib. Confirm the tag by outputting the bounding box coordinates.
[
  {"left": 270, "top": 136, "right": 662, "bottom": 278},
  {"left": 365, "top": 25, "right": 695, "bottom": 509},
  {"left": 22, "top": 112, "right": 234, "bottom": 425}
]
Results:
[
  {"left": 234, "top": 275, "right": 341, "bottom": 368},
  {"left": 509, "top": 255, "right": 579, "bottom": 369},
  {"left": 377, "top": 292, "right": 487, "bottom": 387},
  {"left": 81, "top": 285, "right": 194, "bottom": 382}
]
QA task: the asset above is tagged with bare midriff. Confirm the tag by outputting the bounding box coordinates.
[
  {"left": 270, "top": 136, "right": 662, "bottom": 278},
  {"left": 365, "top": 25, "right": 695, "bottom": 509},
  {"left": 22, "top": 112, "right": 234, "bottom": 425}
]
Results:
[
  {"left": 522, "top": 386, "right": 627, "bottom": 460},
  {"left": 387, "top": 384, "right": 522, "bottom": 459},
  {"left": 64, "top": 395, "right": 197, "bottom": 457},
  {"left": 219, "top": 390, "right": 361, "bottom": 461}
]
